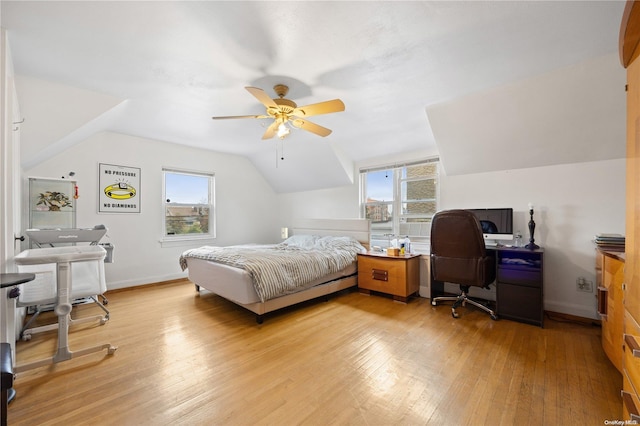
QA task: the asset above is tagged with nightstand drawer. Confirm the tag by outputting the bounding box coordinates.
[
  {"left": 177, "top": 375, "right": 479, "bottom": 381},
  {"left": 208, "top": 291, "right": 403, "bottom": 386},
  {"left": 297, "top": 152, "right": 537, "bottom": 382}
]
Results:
[{"left": 358, "top": 256, "right": 407, "bottom": 294}]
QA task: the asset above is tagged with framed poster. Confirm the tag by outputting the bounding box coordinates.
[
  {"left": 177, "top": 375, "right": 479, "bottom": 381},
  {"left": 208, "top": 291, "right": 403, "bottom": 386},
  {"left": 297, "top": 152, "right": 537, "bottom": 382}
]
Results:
[{"left": 99, "top": 163, "right": 141, "bottom": 213}]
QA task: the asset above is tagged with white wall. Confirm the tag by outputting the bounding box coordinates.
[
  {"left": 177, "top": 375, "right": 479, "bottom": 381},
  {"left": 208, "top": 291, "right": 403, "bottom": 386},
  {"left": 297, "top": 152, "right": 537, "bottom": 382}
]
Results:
[
  {"left": 439, "top": 158, "right": 625, "bottom": 319},
  {"left": 24, "top": 131, "right": 280, "bottom": 290},
  {"left": 277, "top": 184, "right": 360, "bottom": 228}
]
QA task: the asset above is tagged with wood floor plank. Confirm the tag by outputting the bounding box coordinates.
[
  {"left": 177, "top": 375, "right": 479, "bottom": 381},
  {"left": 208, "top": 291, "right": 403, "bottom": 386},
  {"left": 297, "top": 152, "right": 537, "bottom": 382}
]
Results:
[{"left": 7, "top": 280, "right": 622, "bottom": 425}]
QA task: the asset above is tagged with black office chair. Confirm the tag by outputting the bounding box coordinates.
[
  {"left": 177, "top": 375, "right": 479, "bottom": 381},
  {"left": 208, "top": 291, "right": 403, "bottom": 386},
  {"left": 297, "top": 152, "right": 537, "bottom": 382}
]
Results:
[{"left": 430, "top": 209, "right": 498, "bottom": 320}]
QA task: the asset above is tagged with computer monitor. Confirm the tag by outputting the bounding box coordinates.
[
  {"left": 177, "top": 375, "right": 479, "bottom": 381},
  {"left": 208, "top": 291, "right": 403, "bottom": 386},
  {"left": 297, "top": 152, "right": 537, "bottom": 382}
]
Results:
[{"left": 466, "top": 208, "right": 513, "bottom": 245}]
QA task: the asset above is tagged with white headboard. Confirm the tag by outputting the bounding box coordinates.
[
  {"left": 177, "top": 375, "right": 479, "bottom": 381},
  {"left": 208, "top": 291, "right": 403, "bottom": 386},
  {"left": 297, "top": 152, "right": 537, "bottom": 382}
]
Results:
[{"left": 290, "top": 218, "right": 370, "bottom": 246}]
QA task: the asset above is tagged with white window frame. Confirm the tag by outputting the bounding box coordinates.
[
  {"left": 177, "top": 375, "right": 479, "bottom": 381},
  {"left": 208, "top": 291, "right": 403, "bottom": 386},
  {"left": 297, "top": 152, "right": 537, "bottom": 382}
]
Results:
[
  {"left": 360, "top": 158, "right": 439, "bottom": 250},
  {"left": 161, "top": 167, "right": 216, "bottom": 244}
]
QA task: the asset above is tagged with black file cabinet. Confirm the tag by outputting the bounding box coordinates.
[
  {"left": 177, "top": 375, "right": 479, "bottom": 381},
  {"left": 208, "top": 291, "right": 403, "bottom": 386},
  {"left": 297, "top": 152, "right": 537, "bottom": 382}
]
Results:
[{"left": 495, "top": 248, "right": 544, "bottom": 327}]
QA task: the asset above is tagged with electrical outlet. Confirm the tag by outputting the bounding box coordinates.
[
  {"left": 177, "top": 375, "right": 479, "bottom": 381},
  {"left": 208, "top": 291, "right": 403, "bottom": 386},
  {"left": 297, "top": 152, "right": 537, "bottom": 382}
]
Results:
[{"left": 576, "top": 277, "right": 593, "bottom": 293}]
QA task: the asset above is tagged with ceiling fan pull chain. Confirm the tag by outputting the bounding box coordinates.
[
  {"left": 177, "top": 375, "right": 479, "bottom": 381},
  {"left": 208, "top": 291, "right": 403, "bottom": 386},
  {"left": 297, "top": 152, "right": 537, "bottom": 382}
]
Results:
[{"left": 275, "top": 139, "right": 285, "bottom": 168}]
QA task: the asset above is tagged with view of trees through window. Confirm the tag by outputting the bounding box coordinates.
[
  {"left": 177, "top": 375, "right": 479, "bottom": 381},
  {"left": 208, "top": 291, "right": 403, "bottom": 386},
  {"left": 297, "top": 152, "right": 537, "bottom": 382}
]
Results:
[{"left": 163, "top": 170, "right": 214, "bottom": 237}]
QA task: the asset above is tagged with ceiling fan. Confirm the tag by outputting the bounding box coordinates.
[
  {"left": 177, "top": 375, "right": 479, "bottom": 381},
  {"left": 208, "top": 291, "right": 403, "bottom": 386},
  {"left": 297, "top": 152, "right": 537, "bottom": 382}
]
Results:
[{"left": 212, "top": 84, "right": 345, "bottom": 140}]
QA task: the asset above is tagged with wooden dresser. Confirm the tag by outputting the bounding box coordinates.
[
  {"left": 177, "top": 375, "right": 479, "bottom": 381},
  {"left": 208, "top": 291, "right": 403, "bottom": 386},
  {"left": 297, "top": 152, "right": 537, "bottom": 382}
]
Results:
[
  {"left": 357, "top": 252, "right": 420, "bottom": 303},
  {"left": 620, "top": 3, "right": 640, "bottom": 419},
  {"left": 596, "top": 249, "right": 625, "bottom": 373}
]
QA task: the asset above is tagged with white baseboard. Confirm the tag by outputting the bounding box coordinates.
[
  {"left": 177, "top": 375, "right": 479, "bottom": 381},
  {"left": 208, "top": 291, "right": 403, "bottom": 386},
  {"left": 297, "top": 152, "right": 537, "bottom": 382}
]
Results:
[
  {"left": 106, "top": 273, "right": 188, "bottom": 291},
  {"left": 419, "top": 285, "right": 429, "bottom": 298}
]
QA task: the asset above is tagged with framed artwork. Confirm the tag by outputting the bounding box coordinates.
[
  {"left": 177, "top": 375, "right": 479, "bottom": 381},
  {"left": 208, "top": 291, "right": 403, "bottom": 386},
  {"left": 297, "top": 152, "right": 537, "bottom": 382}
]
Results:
[{"left": 98, "top": 163, "right": 141, "bottom": 213}]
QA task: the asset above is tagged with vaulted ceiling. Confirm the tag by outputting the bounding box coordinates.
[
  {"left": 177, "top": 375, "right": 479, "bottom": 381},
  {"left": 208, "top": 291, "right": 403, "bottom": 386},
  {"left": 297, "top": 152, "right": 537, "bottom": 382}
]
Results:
[{"left": 1, "top": 1, "right": 627, "bottom": 193}]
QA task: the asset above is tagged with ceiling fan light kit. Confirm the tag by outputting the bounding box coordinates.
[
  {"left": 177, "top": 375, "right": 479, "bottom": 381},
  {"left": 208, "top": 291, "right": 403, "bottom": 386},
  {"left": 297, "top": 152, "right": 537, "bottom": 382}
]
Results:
[
  {"left": 212, "top": 84, "right": 345, "bottom": 140},
  {"left": 276, "top": 121, "right": 290, "bottom": 139}
]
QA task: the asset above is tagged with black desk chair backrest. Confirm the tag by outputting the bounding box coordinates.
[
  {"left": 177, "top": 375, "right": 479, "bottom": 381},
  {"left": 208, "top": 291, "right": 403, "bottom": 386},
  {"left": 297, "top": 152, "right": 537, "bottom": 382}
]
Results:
[{"left": 430, "top": 209, "right": 497, "bottom": 319}]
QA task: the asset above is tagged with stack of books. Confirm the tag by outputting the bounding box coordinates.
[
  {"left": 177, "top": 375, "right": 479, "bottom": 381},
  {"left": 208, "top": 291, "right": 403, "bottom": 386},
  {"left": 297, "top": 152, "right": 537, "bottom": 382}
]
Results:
[{"left": 594, "top": 233, "right": 625, "bottom": 251}]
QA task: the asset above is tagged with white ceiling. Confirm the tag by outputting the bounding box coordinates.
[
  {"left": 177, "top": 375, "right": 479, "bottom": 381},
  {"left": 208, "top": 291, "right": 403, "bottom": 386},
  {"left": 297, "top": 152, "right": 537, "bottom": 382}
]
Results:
[{"left": 0, "top": 1, "right": 627, "bottom": 193}]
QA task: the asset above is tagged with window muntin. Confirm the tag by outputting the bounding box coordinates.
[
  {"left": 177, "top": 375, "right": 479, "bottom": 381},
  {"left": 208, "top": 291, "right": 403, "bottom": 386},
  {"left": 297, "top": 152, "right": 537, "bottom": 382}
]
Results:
[
  {"left": 360, "top": 159, "right": 438, "bottom": 247},
  {"left": 163, "top": 169, "right": 215, "bottom": 239}
]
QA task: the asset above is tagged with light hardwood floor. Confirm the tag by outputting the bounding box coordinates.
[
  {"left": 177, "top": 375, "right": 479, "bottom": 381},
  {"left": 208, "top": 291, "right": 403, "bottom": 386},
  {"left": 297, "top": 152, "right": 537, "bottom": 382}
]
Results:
[{"left": 9, "top": 280, "right": 621, "bottom": 425}]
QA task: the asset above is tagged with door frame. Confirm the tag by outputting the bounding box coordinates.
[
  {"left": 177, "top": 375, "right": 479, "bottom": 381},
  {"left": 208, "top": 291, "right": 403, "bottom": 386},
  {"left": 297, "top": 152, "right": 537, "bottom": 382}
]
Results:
[{"left": 1, "top": 29, "right": 23, "bottom": 348}]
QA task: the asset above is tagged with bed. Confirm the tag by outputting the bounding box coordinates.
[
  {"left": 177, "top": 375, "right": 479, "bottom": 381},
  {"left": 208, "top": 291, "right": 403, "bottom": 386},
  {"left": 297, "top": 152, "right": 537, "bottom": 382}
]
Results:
[{"left": 179, "top": 218, "right": 370, "bottom": 323}]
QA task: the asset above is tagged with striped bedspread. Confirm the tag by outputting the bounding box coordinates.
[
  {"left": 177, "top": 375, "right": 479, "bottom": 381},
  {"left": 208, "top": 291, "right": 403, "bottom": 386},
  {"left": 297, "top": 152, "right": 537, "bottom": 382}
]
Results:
[{"left": 179, "top": 236, "right": 365, "bottom": 302}]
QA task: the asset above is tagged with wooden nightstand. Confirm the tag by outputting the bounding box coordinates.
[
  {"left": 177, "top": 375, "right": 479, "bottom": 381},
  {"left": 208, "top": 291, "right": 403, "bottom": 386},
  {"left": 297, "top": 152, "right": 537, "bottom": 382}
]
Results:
[{"left": 357, "top": 252, "right": 420, "bottom": 302}]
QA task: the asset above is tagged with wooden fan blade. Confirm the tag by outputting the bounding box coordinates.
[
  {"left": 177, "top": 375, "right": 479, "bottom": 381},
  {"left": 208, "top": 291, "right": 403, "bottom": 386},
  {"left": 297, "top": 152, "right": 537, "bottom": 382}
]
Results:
[
  {"left": 211, "top": 114, "right": 268, "bottom": 120},
  {"left": 291, "top": 119, "right": 332, "bottom": 137},
  {"left": 262, "top": 121, "right": 279, "bottom": 140},
  {"left": 292, "top": 99, "right": 345, "bottom": 118},
  {"left": 245, "top": 86, "right": 279, "bottom": 109}
]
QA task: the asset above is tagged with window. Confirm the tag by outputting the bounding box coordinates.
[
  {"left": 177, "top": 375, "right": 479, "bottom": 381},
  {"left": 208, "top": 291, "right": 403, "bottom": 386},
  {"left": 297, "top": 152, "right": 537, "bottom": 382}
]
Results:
[
  {"left": 162, "top": 168, "right": 215, "bottom": 240},
  {"left": 360, "top": 159, "right": 438, "bottom": 248}
]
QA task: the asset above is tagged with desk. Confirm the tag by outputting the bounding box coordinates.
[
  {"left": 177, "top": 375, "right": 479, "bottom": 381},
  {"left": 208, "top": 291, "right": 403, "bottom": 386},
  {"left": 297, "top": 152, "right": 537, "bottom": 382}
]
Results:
[
  {"left": 430, "top": 246, "right": 544, "bottom": 327},
  {"left": 0, "top": 273, "right": 36, "bottom": 288}
]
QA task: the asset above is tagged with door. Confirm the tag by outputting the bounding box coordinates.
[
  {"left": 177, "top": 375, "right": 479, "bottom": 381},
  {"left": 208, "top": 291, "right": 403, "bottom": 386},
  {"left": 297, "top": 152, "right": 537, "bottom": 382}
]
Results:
[{"left": 0, "top": 30, "right": 23, "bottom": 347}]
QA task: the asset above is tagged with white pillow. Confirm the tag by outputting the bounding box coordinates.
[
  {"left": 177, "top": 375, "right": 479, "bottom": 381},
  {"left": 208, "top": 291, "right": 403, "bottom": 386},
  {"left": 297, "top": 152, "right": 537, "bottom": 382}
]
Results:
[
  {"left": 315, "top": 235, "right": 367, "bottom": 253},
  {"left": 282, "top": 234, "right": 319, "bottom": 248}
]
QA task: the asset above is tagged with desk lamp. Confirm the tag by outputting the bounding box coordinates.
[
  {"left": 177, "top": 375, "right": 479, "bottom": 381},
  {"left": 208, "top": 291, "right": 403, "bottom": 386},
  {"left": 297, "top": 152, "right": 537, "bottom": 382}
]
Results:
[{"left": 525, "top": 203, "right": 540, "bottom": 250}]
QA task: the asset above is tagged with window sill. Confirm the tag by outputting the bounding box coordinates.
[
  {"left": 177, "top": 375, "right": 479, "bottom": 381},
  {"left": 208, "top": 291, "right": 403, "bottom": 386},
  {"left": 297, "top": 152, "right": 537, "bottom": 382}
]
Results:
[{"left": 160, "top": 235, "right": 216, "bottom": 248}]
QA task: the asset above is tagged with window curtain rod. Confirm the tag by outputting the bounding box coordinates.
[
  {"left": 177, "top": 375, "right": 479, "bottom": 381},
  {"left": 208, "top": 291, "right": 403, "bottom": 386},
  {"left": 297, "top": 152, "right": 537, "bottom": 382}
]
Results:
[{"left": 359, "top": 157, "right": 439, "bottom": 174}]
